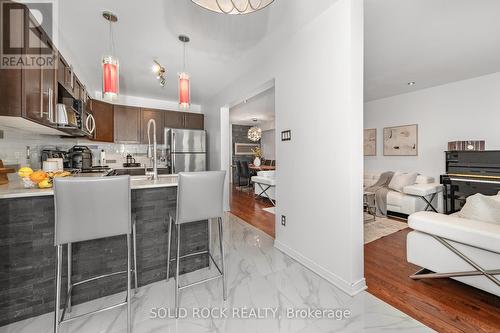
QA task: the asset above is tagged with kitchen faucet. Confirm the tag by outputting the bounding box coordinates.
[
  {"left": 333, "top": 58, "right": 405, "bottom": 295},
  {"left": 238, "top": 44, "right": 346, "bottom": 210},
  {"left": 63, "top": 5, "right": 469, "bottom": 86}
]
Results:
[{"left": 147, "top": 119, "right": 158, "bottom": 180}]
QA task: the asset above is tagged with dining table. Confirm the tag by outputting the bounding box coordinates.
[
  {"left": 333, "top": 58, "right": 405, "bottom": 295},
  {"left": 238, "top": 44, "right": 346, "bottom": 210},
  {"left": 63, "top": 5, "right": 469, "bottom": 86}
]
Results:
[{"left": 249, "top": 164, "right": 276, "bottom": 171}]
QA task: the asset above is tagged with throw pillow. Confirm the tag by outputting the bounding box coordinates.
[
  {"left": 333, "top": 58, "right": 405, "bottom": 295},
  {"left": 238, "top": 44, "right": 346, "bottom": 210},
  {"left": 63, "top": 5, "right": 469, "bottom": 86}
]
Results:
[
  {"left": 457, "top": 193, "right": 500, "bottom": 225},
  {"left": 388, "top": 171, "right": 418, "bottom": 192}
]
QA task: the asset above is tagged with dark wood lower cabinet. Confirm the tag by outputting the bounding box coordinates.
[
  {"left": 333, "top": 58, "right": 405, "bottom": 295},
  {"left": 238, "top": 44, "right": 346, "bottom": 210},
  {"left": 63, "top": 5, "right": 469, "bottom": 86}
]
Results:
[{"left": 90, "top": 100, "right": 114, "bottom": 142}]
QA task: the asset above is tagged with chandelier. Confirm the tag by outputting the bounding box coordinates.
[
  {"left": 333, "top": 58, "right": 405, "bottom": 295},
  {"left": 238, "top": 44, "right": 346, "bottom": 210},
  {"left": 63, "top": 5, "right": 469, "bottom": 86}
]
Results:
[
  {"left": 191, "top": 0, "right": 275, "bottom": 15},
  {"left": 247, "top": 119, "right": 262, "bottom": 142}
]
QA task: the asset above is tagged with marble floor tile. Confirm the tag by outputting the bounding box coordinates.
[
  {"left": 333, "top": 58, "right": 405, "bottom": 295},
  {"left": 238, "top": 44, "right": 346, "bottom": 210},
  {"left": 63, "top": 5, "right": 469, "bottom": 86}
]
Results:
[{"left": 0, "top": 213, "right": 432, "bottom": 333}]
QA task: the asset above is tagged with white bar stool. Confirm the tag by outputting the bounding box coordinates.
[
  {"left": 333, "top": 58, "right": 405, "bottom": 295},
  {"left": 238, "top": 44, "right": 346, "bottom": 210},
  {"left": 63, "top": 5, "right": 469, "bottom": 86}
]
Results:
[
  {"left": 53, "top": 176, "right": 137, "bottom": 333},
  {"left": 166, "top": 171, "right": 227, "bottom": 316}
]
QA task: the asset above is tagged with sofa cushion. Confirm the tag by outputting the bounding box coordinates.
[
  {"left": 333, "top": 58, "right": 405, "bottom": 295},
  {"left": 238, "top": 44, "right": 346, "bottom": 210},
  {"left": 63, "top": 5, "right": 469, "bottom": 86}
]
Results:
[
  {"left": 457, "top": 193, "right": 500, "bottom": 225},
  {"left": 408, "top": 211, "right": 500, "bottom": 253},
  {"left": 388, "top": 171, "right": 418, "bottom": 192}
]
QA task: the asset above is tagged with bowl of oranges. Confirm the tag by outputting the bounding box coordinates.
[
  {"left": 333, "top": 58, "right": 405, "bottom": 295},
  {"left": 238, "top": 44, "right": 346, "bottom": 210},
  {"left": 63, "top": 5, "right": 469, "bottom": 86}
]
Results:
[{"left": 18, "top": 167, "right": 71, "bottom": 189}]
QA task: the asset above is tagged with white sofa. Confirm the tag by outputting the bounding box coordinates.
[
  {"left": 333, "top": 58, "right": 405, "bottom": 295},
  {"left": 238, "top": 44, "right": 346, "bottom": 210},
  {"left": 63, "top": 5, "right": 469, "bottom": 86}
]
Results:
[
  {"left": 364, "top": 172, "right": 443, "bottom": 216},
  {"left": 252, "top": 171, "right": 276, "bottom": 201},
  {"left": 407, "top": 211, "right": 500, "bottom": 296}
]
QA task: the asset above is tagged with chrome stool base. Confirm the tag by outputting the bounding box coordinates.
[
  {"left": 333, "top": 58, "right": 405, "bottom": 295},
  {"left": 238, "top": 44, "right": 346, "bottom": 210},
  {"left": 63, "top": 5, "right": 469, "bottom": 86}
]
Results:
[
  {"left": 166, "top": 216, "right": 227, "bottom": 318},
  {"left": 54, "top": 221, "right": 139, "bottom": 333}
]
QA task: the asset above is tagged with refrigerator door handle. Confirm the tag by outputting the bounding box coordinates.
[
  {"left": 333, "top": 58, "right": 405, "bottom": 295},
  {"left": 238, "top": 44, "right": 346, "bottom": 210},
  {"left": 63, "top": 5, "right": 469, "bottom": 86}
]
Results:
[{"left": 172, "top": 132, "right": 176, "bottom": 173}]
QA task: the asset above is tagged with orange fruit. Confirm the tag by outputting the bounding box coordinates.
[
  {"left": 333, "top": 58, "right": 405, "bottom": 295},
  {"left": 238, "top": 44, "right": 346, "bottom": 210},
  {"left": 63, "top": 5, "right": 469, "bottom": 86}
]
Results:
[{"left": 30, "top": 170, "right": 48, "bottom": 184}]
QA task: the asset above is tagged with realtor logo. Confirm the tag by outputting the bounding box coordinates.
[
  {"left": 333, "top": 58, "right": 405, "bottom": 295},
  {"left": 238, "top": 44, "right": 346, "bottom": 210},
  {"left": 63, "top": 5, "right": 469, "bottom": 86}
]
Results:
[{"left": 1, "top": 0, "right": 58, "bottom": 69}]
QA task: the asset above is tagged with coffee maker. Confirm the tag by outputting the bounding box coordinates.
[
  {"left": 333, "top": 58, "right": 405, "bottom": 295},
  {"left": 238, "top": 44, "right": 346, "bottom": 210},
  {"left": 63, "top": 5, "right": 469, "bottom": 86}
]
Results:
[{"left": 68, "top": 145, "right": 93, "bottom": 170}]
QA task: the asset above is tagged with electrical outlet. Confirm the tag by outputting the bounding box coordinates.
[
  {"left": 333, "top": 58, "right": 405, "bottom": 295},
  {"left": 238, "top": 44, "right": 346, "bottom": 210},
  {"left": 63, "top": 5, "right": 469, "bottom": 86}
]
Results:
[{"left": 281, "top": 215, "right": 286, "bottom": 226}]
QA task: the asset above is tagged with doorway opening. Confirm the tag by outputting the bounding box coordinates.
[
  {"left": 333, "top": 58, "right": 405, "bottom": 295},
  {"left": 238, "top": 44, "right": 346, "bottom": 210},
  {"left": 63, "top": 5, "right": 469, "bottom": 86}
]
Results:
[{"left": 228, "top": 86, "right": 276, "bottom": 238}]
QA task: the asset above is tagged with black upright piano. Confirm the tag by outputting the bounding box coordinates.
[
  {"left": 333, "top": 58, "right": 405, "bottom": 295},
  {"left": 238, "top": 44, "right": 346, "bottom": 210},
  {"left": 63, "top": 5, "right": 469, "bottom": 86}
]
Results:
[{"left": 441, "top": 150, "right": 500, "bottom": 214}]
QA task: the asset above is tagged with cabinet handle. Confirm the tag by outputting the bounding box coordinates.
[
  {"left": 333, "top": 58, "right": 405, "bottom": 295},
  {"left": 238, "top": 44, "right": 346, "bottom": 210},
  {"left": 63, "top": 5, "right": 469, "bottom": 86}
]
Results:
[
  {"left": 48, "top": 88, "right": 53, "bottom": 123},
  {"left": 86, "top": 114, "right": 96, "bottom": 134},
  {"left": 70, "top": 65, "right": 74, "bottom": 89},
  {"left": 40, "top": 86, "right": 44, "bottom": 119}
]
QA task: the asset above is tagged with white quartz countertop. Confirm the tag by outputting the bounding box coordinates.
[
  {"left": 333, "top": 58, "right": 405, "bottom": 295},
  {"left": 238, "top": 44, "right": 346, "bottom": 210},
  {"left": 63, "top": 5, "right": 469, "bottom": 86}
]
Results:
[{"left": 0, "top": 175, "right": 178, "bottom": 199}]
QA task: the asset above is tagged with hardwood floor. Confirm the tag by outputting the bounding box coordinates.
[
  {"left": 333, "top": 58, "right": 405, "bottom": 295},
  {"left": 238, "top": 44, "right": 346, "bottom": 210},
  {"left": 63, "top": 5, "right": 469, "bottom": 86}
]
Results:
[
  {"left": 365, "top": 228, "right": 500, "bottom": 333},
  {"left": 229, "top": 184, "right": 275, "bottom": 238}
]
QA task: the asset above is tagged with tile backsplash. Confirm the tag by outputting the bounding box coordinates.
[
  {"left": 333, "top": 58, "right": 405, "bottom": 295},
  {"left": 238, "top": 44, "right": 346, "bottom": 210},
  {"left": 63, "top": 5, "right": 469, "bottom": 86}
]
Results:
[{"left": 0, "top": 125, "right": 166, "bottom": 172}]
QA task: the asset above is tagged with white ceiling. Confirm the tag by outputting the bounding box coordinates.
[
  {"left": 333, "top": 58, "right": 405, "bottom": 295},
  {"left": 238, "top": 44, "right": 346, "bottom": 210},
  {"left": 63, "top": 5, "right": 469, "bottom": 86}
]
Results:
[
  {"left": 57, "top": 0, "right": 336, "bottom": 104},
  {"left": 230, "top": 87, "right": 275, "bottom": 125},
  {"left": 365, "top": 0, "right": 500, "bottom": 101}
]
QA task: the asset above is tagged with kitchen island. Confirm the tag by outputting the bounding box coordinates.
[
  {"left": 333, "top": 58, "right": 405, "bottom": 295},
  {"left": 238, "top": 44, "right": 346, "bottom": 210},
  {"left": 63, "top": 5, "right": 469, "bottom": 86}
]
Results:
[{"left": 0, "top": 175, "right": 209, "bottom": 326}]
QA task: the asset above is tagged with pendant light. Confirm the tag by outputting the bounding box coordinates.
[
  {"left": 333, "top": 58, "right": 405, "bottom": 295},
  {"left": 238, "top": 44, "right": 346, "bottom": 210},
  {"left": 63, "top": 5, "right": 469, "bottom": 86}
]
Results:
[
  {"left": 178, "top": 35, "right": 190, "bottom": 110},
  {"left": 248, "top": 119, "right": 262, "bottom": 142},
  {"left": 102, "top": 11, "right": 119, "bottom": 101}
]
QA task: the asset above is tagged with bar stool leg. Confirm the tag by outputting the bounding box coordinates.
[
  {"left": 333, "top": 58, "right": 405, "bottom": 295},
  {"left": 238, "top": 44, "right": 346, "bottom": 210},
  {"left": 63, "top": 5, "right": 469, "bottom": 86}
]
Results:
[
  {"left": 67, "top": 243, "right": 72, "bottom": 313},
  {"left": 132, "top": 220, "right": 138, "bottom": 292},
  {"left": 126, "top": 234, "right": 132, "bottom": 333},
  {"left": 175, "top": 223, "right": 181, "bottom": 318},
  {"left": 54, "top": 245, "right": 62, "bottom": 333},
  {"left": 166, "top": 216, "right": 172, "bottom": 281},
  {"left": 218, "top": 217, "right": 227, "bottom": 301}
]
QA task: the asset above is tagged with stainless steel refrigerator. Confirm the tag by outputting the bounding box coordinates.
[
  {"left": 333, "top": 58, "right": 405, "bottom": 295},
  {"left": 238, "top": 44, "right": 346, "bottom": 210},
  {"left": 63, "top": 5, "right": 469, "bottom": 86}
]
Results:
[{"left": 165, "top": 128, "right": 207, "bottom": 173}]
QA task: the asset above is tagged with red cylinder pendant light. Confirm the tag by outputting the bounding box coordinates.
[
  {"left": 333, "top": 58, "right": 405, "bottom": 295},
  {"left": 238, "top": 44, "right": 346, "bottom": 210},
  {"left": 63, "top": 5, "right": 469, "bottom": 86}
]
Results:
[
  {"left": 179, "top": 72, "right": 190, "bottom": 109},
  {"left": 102, "top": 56, "right": 119, "bottom": 100},
  {"left": 102, "top": 11, "right": 119, "bottom": 101},
  {"left": 178, "top": 35, "right": 190, "bottom": 110}
]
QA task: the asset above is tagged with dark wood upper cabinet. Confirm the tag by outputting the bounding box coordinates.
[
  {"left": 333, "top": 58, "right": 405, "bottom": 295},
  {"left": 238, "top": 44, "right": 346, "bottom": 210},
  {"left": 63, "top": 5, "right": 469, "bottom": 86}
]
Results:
[
  {"left": 114, "top": 105, "right": 141, "bottom": 143},
  {"left": 140, "top": 108, "right": 164, "bottom": 144},
  {"left": 24, "top": 24, "right": 51, "bottom": 125},
  {"left": 184, "top": 112, "right": 204, "bottom": 130},
  {"left": 0, "top": 69, "right": 22, "bottom": 117},
  {"left": 90, "top": 100, "right": 114, "bottom": 142},
  {"left": 164, "top": 111, "right": 185, "bottom": 129}
]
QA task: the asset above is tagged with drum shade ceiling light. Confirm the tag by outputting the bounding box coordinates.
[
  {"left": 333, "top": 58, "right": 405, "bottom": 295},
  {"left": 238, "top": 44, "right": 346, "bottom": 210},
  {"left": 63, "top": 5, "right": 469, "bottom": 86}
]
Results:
[
  {"left": 247, "top": 119, "right": 262, "bottom": 142},
  {"left": 191, "top": 0, "right": 274, "bottom": 14}
]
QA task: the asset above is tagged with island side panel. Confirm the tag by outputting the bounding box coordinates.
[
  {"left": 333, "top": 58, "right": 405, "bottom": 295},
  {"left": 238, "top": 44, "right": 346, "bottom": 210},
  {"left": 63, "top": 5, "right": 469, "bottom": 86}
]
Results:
[{"left": 0, "top": 186, "right": 208, "bottom": 326}]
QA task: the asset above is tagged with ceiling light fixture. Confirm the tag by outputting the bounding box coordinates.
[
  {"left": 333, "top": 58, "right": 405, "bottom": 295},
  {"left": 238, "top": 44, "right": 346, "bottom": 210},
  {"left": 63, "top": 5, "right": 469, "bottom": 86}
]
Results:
[
  {"left": 102, "top": 11, "right": 119, "bottom": 101},
  {"left": 191, "top": 0, "right": 274, "bottom": 15},
  {"left": 408, "top": 81, "right": 416, "bottom": 86},
  {"left": 179, "top": 35, "right": 190, "bottom": 110},
  {"left": 247, "top": 119, "right": 262, "bottom": 142},
  {"left": 152, "top": 60, "right": 167, "bottom": 87}
]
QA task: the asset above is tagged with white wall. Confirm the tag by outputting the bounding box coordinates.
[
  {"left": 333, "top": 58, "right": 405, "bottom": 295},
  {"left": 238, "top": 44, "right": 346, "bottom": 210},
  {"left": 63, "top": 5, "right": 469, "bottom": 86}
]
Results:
[
  {"left": 261, "top": 130, "right": 275, "bottom": 160},
  {"left": 364, "top": 72, "right": 500, "bottom": 180},
  {"left": 204, "top": 0, "right": 365, "bottom": 295}
]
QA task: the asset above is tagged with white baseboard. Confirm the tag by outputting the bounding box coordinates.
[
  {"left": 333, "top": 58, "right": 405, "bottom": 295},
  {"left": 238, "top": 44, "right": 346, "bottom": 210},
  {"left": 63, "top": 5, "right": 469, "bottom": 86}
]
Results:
[{"left": 274, "top": 240, "right": 367, "bottom": 296}]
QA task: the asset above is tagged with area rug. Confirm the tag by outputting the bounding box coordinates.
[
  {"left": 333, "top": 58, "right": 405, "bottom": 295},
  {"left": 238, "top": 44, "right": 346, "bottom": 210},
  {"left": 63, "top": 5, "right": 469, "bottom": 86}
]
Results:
[
  {"left": 263, "top": 207, "right": 275, "bottom": 214},
  {"left": 364, "top": 216, "right": 408, "bottom": 244}
]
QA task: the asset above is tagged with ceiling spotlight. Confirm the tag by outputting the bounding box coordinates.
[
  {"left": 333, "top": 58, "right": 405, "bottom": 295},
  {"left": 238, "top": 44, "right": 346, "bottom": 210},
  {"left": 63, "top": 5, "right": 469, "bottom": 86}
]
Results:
[
  {"left": 408, "top": 81, "right": 416, "bottom": 86},
  {"left": 152, "top": 60, "right": 166, "bottom": 87}
]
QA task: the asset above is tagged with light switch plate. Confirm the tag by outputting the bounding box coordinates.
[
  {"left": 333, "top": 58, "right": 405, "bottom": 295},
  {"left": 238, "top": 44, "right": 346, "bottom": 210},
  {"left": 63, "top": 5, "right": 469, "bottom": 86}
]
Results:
[
  {"left": 281, "top": 215, "right": 286, "bottom": 226},
  {"left": 281, "top": 130, "right": 291, "bottom": 141}
]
